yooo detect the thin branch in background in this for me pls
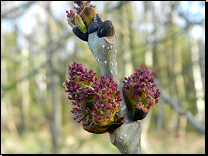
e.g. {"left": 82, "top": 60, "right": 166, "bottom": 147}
{"left": 168, "top": 55, "right": 205, "bottom": 86}
{"left": 1, "top": 1, "right": 36, "bottom": 19}
{"left": 1, "top": 33, "right": 73, "bottom": 94}
{"left": 102, "top": 1, "right": 128, "bottom": 18}
{"left": 107, "top": 1, "right": 128, "bottom": 13}
{"left": 155, "top": 78, "right": 205, "bottom": 134}
{"left": 156, "top": 102, "right": 165, "bottom": 132}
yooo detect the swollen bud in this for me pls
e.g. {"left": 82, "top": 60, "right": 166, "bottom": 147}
{"left": 97, "top": 20, "right": 115, "bottom": 38}
{"left": 122, "top": 68, "right": 160, "bottom": 120}
{"left": 66, "top": 1, "right": 97, "bottom": 41}
{"left": 63, "top": 62, "right": 124, "bottom": 134}
{"left": 80, "top": 7, "right": 96, "bottom": 28}
{"left": 75, "top": 13, "right": 88, "bottom": 34}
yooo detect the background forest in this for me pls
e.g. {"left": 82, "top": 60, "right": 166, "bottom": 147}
{"left": 1, "top": 1, "right": 205, "bottom": 154}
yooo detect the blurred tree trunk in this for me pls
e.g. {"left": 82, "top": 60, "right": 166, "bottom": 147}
{"left": 20, "top": 37, "right": 30, "bottom": 135}
{"left": 160, "top": 2, "right": 179, "bottom": 135}
{"left": 157, "top": 2, "right": 169, "bottom": 92}
{"left": 141, "top": 1, "right": 153, "bottom": 153}
{"left": 190, "top": 27, "right": 205, "bottom": 123}
{"left": 149, "top": 2, "right": 165, "bottom": 133}
{"left": 173, "top": 25, "right": 187, "bottom": 137}
{"left": 45, "top": 1, "right": 61, "bottom": 153}
{"left": 1, "top": 58, "right": 18, "bottom": 134}
{"left": 49, "top": 67, "right": 59, "bottom": 154}
{"left": 120, "top": 2, "right": 133, "bottom": 78}
{"left": 11, "top": 7, "right": 30, "bottom": 134}
{"left": 39, "top": 5, "right": 49, "bottom": 120}
{"left": 128, "top": 3, "right": 137, "bottom": 69}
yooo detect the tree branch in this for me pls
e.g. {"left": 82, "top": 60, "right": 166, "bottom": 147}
{"left": 88, "top": 32, "right": 141, "bottom": 154}
{"left": 107, "top": 1, "right": 128, "bottom": 13}
{"left": 154, "top": 78, "right": 205, "bottom": 134}
{"left": 1, "top": 1, "right": 36, "bottom": 19}
{"left": 1, "top": 32, "right": 73, "bottom": 94}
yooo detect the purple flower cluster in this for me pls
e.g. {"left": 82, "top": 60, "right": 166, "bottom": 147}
{"left": 92, "top": 75, "right": 121, "bottom": 126}
{"left": 66, "top": 1, "right": 95, "bottom": 28}
{"left": 74, "top": 1, "right": 95, "bottom": 14}
{"left": 66, "top": 10, "right": 76, "bottom": 27}
{"left": 63, "top": 62, "right": 121, "bottom": 126}
{"left": 123, "top": 68, "right": 160, "bottom": 112}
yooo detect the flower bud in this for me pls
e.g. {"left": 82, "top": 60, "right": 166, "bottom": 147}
{"left": 63, "top": 62, "right": 124, "bottom": 133}
{"left": 80, "top": 6, "right": 96, "bottom": 28}
{"left": 123, "top": 68, "right": 160, "bottom": 120}
{"left": 91, "top": 74, "right": 122, "bottom": 127}
{"left": 66, "top": 10, "right": 76, "bottom": 27}
{"left": 75, "top": 13, "right": 88, "bottom": 34}
{"left": 97, "top": 20, "right": 115, "bottom": 37}
{"left": 66, "top": 1, "right": 96, "bottom": 41}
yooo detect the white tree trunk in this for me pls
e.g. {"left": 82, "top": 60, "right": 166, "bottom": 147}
{"left": 190, "top": 28, "right": 205, "bottom": 123}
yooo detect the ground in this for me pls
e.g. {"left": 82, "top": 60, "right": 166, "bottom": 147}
{"left": 1, "top": 126, "right": 205, "bottom": 154}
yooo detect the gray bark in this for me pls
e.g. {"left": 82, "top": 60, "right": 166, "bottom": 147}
{"left": 88, "top": 32, "right": 141, "bottom": 154}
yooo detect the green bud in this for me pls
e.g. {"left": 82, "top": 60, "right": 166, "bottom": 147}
{"left": 75, "top": 13, "right": 88, "bottom": 34}
{"left": 80, "top": 7, "right": 96, "bottom": 28}
{"left": 67, "top": 18, "right": 76, "bottom": 28}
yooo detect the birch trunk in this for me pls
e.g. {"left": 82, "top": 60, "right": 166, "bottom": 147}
{"left": 190, "top": 27, "right": 205, "bottom": 123}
